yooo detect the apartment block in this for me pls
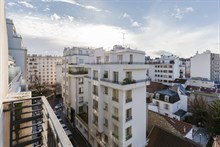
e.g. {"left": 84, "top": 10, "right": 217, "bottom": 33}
{"left": 191, "top": 50, "right": 220, "bottom": 81}
{"left": 27, "top": 54, "right": 62, "bottom": 86}
{"left": 6, "top": 19, "right": 28, "bottom": 80}
{"left": 147, "top": 54, "right": 184, "bottom": 85}
{"left": 62, "top": 45, "right": 150, "bottom": 147}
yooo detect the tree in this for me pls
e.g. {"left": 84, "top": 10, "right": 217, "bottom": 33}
{"left": 187, "top": 95, "right": 209, "bottom": 126}
{"left": 205, "top": 100, "right": 220, "bottom": 135}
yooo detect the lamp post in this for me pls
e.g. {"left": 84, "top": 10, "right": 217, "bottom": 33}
{"left": 199, "top": 133, "right": 202, "bottom": 145}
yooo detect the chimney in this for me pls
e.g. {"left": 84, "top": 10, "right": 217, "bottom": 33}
{"left": 183, "top": 126, "right": 186, "bottom": 133}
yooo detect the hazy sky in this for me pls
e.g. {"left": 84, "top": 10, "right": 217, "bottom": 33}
{"left": 4, "top": 0, "right": 220, "bottom": 57}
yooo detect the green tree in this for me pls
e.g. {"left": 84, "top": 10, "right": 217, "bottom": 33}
{"left": 188, "top": 95, "right": 209, "bottom": 127}
{"left": 206, "top": 100, "right": 220, "bottom": 135}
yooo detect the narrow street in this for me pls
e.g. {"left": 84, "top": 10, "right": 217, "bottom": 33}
{"left": 47, "top": 96, "right": 91, "bottom": 147}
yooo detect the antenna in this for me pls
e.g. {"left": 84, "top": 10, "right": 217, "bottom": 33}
{"left": 122, "top": 32, "right": 125, "bottom": 47}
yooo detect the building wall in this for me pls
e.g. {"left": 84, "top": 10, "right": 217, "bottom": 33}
{"left": 0, "top": 0, "right": 9, "bottom": 146}
{"left": 6, "top": 19, "right": 27, "bottom": 79}
{"left": 191, "top": 51, "right": 211, "bottom": 79}
{"left": 27, "top": 54, "right": 62, "bottom": 86}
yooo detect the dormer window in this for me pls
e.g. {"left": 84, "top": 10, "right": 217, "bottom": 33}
{"left": 155, "top": 93, "right": 160, "bottom": 99}
{"left": 165, "top": 95, "right": 169, "bottom": 102}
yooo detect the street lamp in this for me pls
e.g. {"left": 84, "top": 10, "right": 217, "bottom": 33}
{"left": 199, "top": 133, "right": 202, "bottom": 145}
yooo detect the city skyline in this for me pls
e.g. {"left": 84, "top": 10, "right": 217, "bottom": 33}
{"left": 4, "top": 0, "right": 220, "bottom": 57}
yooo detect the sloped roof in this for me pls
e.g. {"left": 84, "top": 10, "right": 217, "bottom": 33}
{"left": 153, "top": 89, "right": 180, "bottom": 103}
{"left": 163, "top": 115, "right": 192, "bottom": 136}
{"left": 147, "top": 126, "right": 200, "bottom": 147}
{"left": 173, "top": 78, "right": 187, "bottom": 84}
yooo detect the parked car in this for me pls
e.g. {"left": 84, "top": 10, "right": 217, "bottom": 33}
{"left": 55, "top": 103, "right": 63, "bottom": 110}
{"left": 65, "top": 130, "right": 73, "bottom": 139}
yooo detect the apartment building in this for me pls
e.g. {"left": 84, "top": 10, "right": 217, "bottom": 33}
{"left": 191, "top": 50, "right": 220, "bottom": 81}
{"left": 62, "top": 47, "right": 93, "bottom": 121}
{"left": 6, "top": 19, "right": 28, "bottom": 80}
{"left": 27, "top": 54, "right": 62, "bottom": 86}
{"left": 147, "top": 54, "right": 184, "bottom": 85}
{"left": 148, "top": 85, "right": 188, "bottom": 120}
{"left": 62, "top": 45, "right": 150, "bottom": 147}
{"left": 180, "top": 58, "right": 191, "bottom": 78}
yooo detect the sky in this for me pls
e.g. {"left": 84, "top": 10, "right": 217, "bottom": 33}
{"left": 4, "top": 0, "right": 220, "bottom": 58}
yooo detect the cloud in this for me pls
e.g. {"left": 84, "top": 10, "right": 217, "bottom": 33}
{"left": 6, "top": 11, "right": 219, "bottom": 58}
{"left": 18, "top": 1, "right": 35, "bottom": 9}
{"left": 122, "top": 12, "right": 141, "bottom": 28}
{"left": 50, "top": 13, "right": 61, "bottom": 20}
{"left": 43, "top": 7, "right": 50, "bottom": 11}
{"left": 172, "top": 7, "right": 194, "bottom": 20}
{"left": 53, "top": 0, "right": 102, "bottom": 12}
{"left": 131, "top": 21, "right": 140, "bottom": 27}
{"left": 7, "top": 2, "right": 20, "bottom": 7}
{"left": 7, "top": 13, "right": 128, "bottom": 54}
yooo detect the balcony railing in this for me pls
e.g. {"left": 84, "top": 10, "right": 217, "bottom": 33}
{"left": 68, "top": 70, "right": 88, "bottom": 75}
{"left": 126, "top": 116, "right": 132, "bottom": 122}
{"left": 86, "top": 62, "right": 146, "bottom": 65}
{"left": 112, "top": 97, "right": 119, "bottom": 102}
{"left": 126, "top": 98, "right": 132, "bottom": 103}
{"left": 100, "top": 78, "right": 150, "bottom": 85}
{"left": 112, "top": 115, "right": 119, "bottom": 121}
{"left": 126, "top": 134, "right": 132, "bottom": 140}
{"left": 3, "top": 96, "right": 72, "bottom": 147}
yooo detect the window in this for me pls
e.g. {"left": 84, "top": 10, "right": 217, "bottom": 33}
{"left": 79, "top": 87, "right": 84, "bottom": 94}
{"left": 126, "top": 108, "right": 132, "bottom": 122}
{"left": 164, "top": 95, "right": 169, "bottom": 102}
{"left": 117, "top": 55, "right": 123, "bottom": 63}
{"left": 103, "top": 71, "right": 108, "bottom": 78}
{"left": 96, "top": 56, "right": 101, "bottom": 64}
{"left": 79, "top": 106, "right": 83, "bottom": 112}
{"left": 105, "top": 56, "right": 109, "bottom": 62}
{"left": 104, "top": 86, "right": 108, "bottom": 95}
{"left": 113, "top": 72, "right": 119, "bottom": 83}
{"left": 156, "top": 101, "right": 159, "bottom": 107}
{"left": 79, "top": 59, "right": 84, "bottom": 64}
{"left": 155, "top": 93, "right": 160, "bottom": 99}
{"left": 164, "top": 104, "right": 169, "bottom": 110}
{"left": 126, "top": 72, "right": 132, "bottom": 80}
{"left": 79, "top": 97, "right": 83, "bottom": 103}
{"left": 112, "top": 124, "right": 119, "bottom": 139}
{"left": 104, "top": 118, "right": 108, "bottom": 128}
{"left": 104, "top": 134, "right": 108, "bottom": 143}
{"left": 126, "top": 126, "right": 132, "bottom": 140}
{"left": 104, "top": 103, "right": 108, "bottom": 111}
{"left": 113, "top": 107, "right": 118, "bottom": 116}
{"left": 112, "top": 89, "right": 119, "bottom": 102}
{"left": 126, "top": 90, "right": 132, "bottom": 103}
{"left": 93, "top": 85, "right": 98, "bottom": 96}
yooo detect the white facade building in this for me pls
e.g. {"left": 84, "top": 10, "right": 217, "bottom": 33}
{"left": 0, "top": 0, "right": 9, "bottom": 145}
{"left": 147, "top": 54, "right": 184, "bottom": 85}
{"left": 191, "top": 50, "right": 220, "bottom": 81}
{"left": 62, "top": 45, "right": 149, "bottom": 147}
{"left": 27, "top": 54, "right": 62, "bottom": 86}
{"left": 148, "top": 85, "right": 188, "bottom": 120}
{"left": 6, "top": 19, "right": 28, "bottom": 80}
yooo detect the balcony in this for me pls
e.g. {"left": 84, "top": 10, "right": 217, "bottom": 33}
{"left": 100, "top": 78, "right": 150, "bottom": 85}
{"left": 126, "top": 98, "right": 132, "bottom": 103}
{"left": 3, "top": 96, "right": 72, "bottom": 147}
{"left": 112, "top": 115, "right": 119, "bottom": 121}
{"left": 126, "top": 116, "right": 132, "bottom": 122}
{"left": 112, "top": 97, "right": 119, "bottom": 102}
{"left": 86, "top": 62, "right": 146, "bottom": 65}
{"left": 68, "top": 70, "right": 88, "bottom": 75}
{"left": 126, "top": 134, "right": 132, "bottom": 141}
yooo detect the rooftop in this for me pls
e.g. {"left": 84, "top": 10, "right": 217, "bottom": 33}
{"left": 147, "top": 125, "right": 200, "bottom": 147}
{"left": 153, "top": 89, "right": 180, "bottom": 103}
{"left": 173, "top": 78, "right": 187, "bottom": 84}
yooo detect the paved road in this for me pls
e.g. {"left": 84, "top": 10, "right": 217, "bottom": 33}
{"left": 48, "top": 97, "right": 91, "bottom": 147}
{"left": 57, "top": 109, "right": 91, "bottom": 147}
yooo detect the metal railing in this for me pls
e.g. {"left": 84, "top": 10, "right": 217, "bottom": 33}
{"left": 101, "top": 78, "right": 151, "bottom": 85}
{"left": 3, "top": 96, "right": 73, "bottom": 147}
